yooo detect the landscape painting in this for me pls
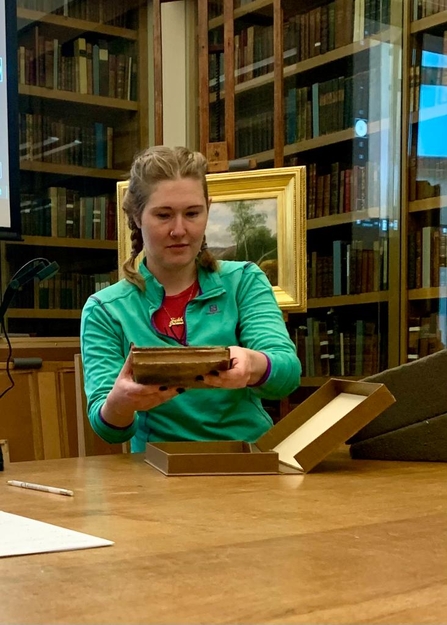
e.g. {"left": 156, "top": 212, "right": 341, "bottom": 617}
{"left": 206, "top": 197, "right": 278, "bottom": 286}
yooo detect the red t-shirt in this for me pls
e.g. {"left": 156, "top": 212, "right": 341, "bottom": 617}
{"left": 152, "top": 281, "right": 199, "bottom": 344}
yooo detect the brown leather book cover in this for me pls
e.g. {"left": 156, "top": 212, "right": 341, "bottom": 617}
{"left": 131, "top": 346, "right": 231, "bottom": 388}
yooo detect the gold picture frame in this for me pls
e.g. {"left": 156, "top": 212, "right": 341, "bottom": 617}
{"left": 116, "top": 166, "right": 307, "bottom": 311}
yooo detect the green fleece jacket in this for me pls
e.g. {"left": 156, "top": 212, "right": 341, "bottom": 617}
{"left": 80, "top": 260, "right": 301, "bottom": 452}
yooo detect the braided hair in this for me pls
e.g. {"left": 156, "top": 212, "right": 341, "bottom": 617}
{"left": 121, "top": 146, "right": 218, "bottom": 290}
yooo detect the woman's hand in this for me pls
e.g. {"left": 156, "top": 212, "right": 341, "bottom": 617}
{"left": 203, "top": 346, "right": 268, "bottom": 389}
{"left": 101, "top": 350, "right": 179, "bottom": 428}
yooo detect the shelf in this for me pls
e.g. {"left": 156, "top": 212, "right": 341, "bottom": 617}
{"left": 300, "top": 376, "right": 363, "bottom": 387}
{"left": 411, "top": 11, "right": 447, "bottom": 34}
{"left": 408, "top": 196, "right": 447, "bottom": 213}
{"left": 307, "top": 208, "right": 381, "bottom": 230}
{"left": 307, "top": 292, "right": 389, "bottom": 308}
{"left": 17, "top": 7, "right": 138, "bottom": 40}
{"left": 209, "top": 29, "right": 395, "bottom": 103}
{"left": 18, "top": 85, "right": 138, "bottom": 111}
{"left": 7, "top": 236, "right": 117, "bottom": 250}
{"left": 408, "top": 287, "right": 447, "bottom": 300}
{"left": 283, "top": 121, "right": 383, "bottom": 157}
{"left": 410, "top": 103, "right": 447, "bottom": 126}
{"left": 8, "top": 309, "right": 81, "bottom": 319}
{"left": 20, "top": 160, "right": 127, "bottom": 179}
{"left": 244, "top": 147, "right": 274, "bottom": 162}
{"left": 284, "top": 31, "right": 390, "bottom": 81}
{"left": 208, "top": 0, "right": 273, "bottom": 29}
{"left": 210, "top": 71, "right": 274, "bottom": 103}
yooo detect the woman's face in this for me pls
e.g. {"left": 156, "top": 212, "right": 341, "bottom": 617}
{"left": 137, "top": 177, "right": 209, "bottom": 275}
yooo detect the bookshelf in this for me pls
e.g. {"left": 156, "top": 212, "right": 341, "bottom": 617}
{"left": 403, "top": 0, "right": 447, "bottom": 364}
{"left": 1, "top": 0, "right": 149, "bottom": 338}
{"left": 199, "top": 0, "right": 403, "bottom": 386}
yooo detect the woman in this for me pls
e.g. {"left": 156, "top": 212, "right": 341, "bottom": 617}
{"left": 81, "top": 146, "right": 301, "bottom": 452}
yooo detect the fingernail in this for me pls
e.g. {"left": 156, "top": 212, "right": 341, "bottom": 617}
{"left": 159, "top": 385, "right": 168, "bottom": 391}
{"left": 195, "top": 375, "right": 204, "bottom": 381}
{"left": 176, "top": 387, "right": 186, "bottom": 394}
{"left": 209, "top": 370, "right": 219, "bottom": 376}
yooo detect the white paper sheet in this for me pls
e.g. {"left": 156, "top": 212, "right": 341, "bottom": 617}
{"left": 0, "top": 511, "right": 114, "bottom": 558}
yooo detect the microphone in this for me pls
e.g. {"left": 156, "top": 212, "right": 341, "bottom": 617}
{"left": 0, "top": 258, "right": 59, "bottom": 321}
{"left": 35, "top": 261, "right": 59, "bottom": 283}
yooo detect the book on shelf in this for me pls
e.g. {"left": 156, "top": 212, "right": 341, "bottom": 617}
{"left": 20, "top": 189, "right": 117, "bottom": 240}
{"left": 11, "top": 269, "right": 119, "bottom": 311}
{"left": 17, "top": 0, "right": 138, "bottom": 29}
{"left": 282, "top": 0, "right": 390, "bottom": 68}
{"left": 408, "top": 226, "right": 447, "bottom": 289}
{"left": 291, "top": 311, "right": 381, "bottom": 378}
{"left": 284, "top": 68, "right": 379, "bottom": 147}
{"left": 407, "top": 313, "right": 446, "bottom": 362}
{"left": 301, "top": 159, "right": 379, "bottom": 219}
{"left": 412, "top": 0, "right": 447, "bottom": 21}
{"left": 307, "top": 237, "right": 388, "bottom": 298}
{"left": 19, "top": 113, "right": 114, "bottom": 169}
{"left": 18, "top": 30, "right": 137, "bottom": 100}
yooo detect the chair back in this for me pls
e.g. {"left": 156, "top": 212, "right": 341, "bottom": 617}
{"left": 74, "top": 354, "right": 129, "bottom": 456}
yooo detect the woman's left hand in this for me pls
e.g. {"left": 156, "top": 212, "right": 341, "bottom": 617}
{"left": 203, "top": 346, "right": 268, "bottom": 389}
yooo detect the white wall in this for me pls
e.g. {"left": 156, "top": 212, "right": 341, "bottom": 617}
{"left": 147, "top": 0, "right": 197, "bottom": 149}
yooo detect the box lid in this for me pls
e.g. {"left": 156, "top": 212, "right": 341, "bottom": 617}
{"left": 255, "top": 379, "right": 396, "bottom": 473}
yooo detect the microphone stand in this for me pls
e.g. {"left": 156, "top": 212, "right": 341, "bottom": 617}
{"left": 0, "top": 258, "right": 59, "bottom": 470}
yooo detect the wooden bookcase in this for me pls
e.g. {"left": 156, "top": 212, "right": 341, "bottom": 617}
{"left": 401, "top": 2, "right": 447, "bottom": 364}
{"left": 199, "top": 0, "right": 403, "bottom": 387}
{"left": 0, "top": 0, "right": 149, "bottom": 338}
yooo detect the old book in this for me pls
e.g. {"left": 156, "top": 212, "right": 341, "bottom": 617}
{"left": 131, "top": 346, "right": 231, "bottom": 388}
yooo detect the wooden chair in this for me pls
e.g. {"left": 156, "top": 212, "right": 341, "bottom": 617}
{"left": 74, "top": 354, "right": 129, "bottom": 456}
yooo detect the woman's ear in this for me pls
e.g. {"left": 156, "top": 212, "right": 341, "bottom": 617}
{"left": 208, "top": 197, "right": 212, "bottom": 211}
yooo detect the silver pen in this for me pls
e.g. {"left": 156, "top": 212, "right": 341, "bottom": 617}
{"left": 7, "top": 480, "right": 74, "bottom": 497}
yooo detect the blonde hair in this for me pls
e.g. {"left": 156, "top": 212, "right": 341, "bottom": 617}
{"left": 122, "top": 146, "right": 217, "bottom": 290}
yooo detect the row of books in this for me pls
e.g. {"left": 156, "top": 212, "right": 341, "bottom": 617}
{"left": 12, "top": 270, "right": 118, "bottom": 311}
{"left": 408, "top": 227, "right": 447, "bottom": 289}
{"left": 308, "top": 238, "right": 388, "bottom": 298}
{"left": 235, "top": 111, "right": 273, "bottom": 157}
{"left": 290, "top": 314, "right": 383, "bottom": 377}
{"left": 17, "top": 0, "right": 136, "bottom": 28}
{"left": 409, "top": 61, "right": 447, "bottom": 117}
{"left": 228, "top": 0, "right": 391, "bottom": 88}
{"left": 407, "top": 313, "right": 446, "bottom": 361}
{"left": 284, "top": 0, "right": 391, "bottom": 66}
{"left": 408, "top": 130, "right": 447, "bottom": 201}
{"left": 18, "top": 31, "right": 137, "bottom": 100}
{"left": 19, "top": 114, "right": 114, "bottom": 169}
{"left": 234, "top": 25, "right": 273, "bottom": 85}
{"left": 412, "top": 0, "right": 447, "bottom": 20}
{"left": 20, "top": 190, "right": 117, "bottom": 240}
{"left": 284, "top": 70, "right": 372, "bottom": 144}
{"left": 305, "top": 161, "right": 379, "bottom": 218}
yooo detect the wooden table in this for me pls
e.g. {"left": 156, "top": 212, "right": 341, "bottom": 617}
{"left": 1, "top": 450, "right": 446, "bottom": 624}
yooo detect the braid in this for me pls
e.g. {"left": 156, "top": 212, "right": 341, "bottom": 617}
{"left": 122, "top": 222, "right": 145, "bottom": 290}
{"left": 197, "top": 234, "right": 218, "bottom": 271}
{"left": 130, "top": 223, "right": 143, "bottom": 259}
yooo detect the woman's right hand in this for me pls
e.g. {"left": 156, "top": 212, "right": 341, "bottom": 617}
{"left": 100, "top": 350, "right": 179, "bottom": 428}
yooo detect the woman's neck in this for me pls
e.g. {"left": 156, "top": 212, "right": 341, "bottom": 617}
{"left": 147, "top": 261, "right": 198, "bottom": 296}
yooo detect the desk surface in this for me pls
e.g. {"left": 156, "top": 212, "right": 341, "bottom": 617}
{"left": 0, "top": 450, "right": 446, "bottom": 625}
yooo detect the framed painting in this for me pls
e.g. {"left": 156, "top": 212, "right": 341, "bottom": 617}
{"left": 116, "top": 166, "right": 306, "bottom": 311}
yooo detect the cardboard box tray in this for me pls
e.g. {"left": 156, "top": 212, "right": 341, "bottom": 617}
{"left": 145, "top": 378, "right": 396, "bottom": 476}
